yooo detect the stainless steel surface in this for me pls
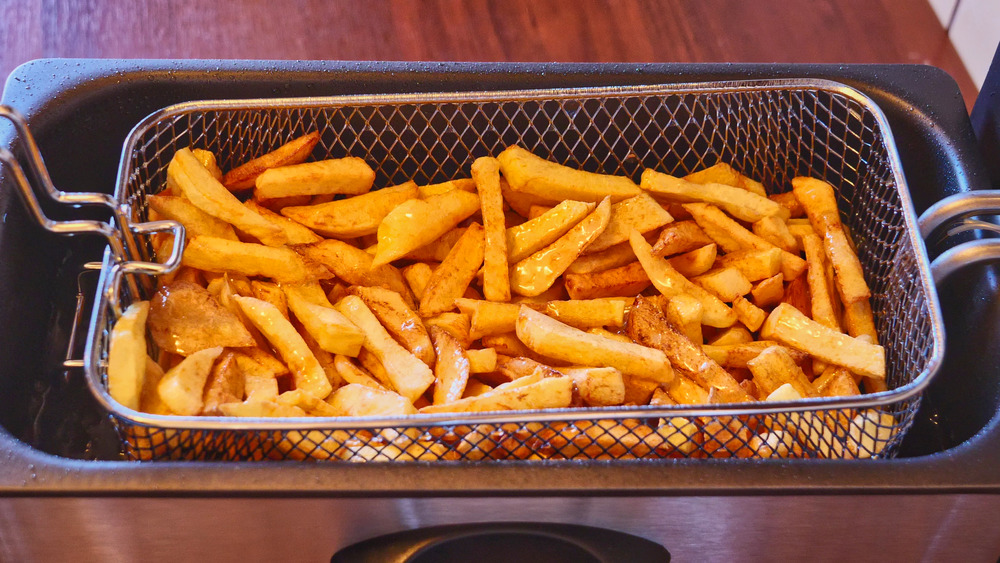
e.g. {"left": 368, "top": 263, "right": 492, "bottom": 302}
{"left": 918, "top": 189, "right": 1000, "bottom": 239}
{"left": 82, "top": 80, "right": 943, "bottom": 461}
{"left": 2, "top": 494, "right": 998, "bottom": 562}
{"left": 916, "top": 189, "right": 1000, "bottom": 284}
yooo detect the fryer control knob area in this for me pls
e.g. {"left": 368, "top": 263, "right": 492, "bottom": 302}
{"left": 331, "top": 522, "right": 670, "bottom": 562}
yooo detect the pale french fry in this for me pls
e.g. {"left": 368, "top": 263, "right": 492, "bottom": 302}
{"left": 351, "top": 285, "right": 434, "bottom": 366}
{"left": 148, "top": 195, "right": 239, "bottom": 241}
{"left": 219, "top": 401, "right": 307, "bottom": 418}
{"left": 792, "top": 177, "right": 870, "bottom": 303}
{"left": 761, "top": 303, "right": 885, "bottom": 378}
{"left": 510, "top": 197, "right": 612, "bottom": 297}
{"left": 517, "top": 306, "right": 674, "bottom": 384}
{"left": 419, "top": 375, "right": 574, "bottom": 414}
{"left": 236, "top": 355, "right": 280, "bottom": 403}
{"left": 233, "top": 296, "right": 333, "bottom": 399}
{"left": 373, "top": 189, "right": 480, "bottom": 267}
{"left": 295, "top": 239, "right": 415, "bottom": 307}
{"left": 326, "top": 384, "right": 417, "bottom": 417}
{"left": 183, "top": 236, "right": 332, "bottom": 283}
{"left": 190, "top": 148, "right": 223, "bottom": 181}
{"left": 561, "top": 367, "right": 626, "bottom": 406}
{"left": 147, "top": 281, "right": 255, "bottom": 356}
{"left": 802, "top": 233, "right": 840, "bottom": 331}
{"left": 641, "top": 169, "right": 788, "bottom": 222}
{"left": 498, "top": 145, "right": 641, "bottom": 203}
{"left": 472, "top": 157, "right": 511, "bottom": 301}
{"left": 157, "top": 347, "right": 224, "bottom": 416}
{"left": 140, "top": 356, "right": 172, "bottom": 415}
{"left": 222, "top": 132, "right": 320, "bottom": 191}
{"left": 420, "top": 223, "right": 486, "bottom": 316}
{"left": 753, "top": 216, "right": 798, "bottom": 253}
{"left": 651, "top": 220, "right": 714, "bottom": 257}
{"left": 667, "top": 375, "right": 710, "bottom": 405}
{"left": 169, "top": 148, "right": 287, "bottom": 246}
{"left": 626, "top": 297, "right": 749, "bottom": 403}
{"left": 585, "top": 193, "right": 673, "bottom": 253}
{"left": 333, "top": 355, "right": 386, "bottom": 390}
{"left": 283, "top": 285, "right": 364, "bottom": 356}
{"left": 280, "top": 181, "right": 418, "bottom": 238}
{"left": 417, "top": 178, "right": 477, "bottom": 198}
{"left": 751, "top": 273, "right": 784, "bottom": 308}
{"left": 481, "top": 333, "right": 545, "bottom": 362}
{"left": 565, "top": 240, "right": 636, "bottom": 274}
{"left": 544, "top": 298, "right": 626, "bottom": 328}
{"left": 430, "top": 326, "right": 471, "bottom": 404}
{"left": 717, "top": 248, "right": 783, "bottom": 282}
{"left": 356, "top": 349, "right": 395, "bottom": 390}
{"left": 242, "top": 198, "right": 322, "bottom": 245}
{"left": 250, "top": 280, "right": 288, "bottom": 318}
{"left": 238, "top": 347, "right": 289, "bottom": 378}
{"left": 255, "top": 157, "right": 375, "bottom": 200}
{"left": 587, "top": 327, "right": 635, "bottom": 344}
{"left": 276, "top": 389, "right": 340, "bottom": 417}
{"left": 813, "top": 365, "right": 861, "bottom": 397}
{"left": 500, "top": 177, "right": 559, "bottom": 217}
{"left": 786, "top": 220, "right": 817, "bottom": 242}
{"left": 692, "top": 267, "right": 752, "bottom": 303}
{"left": 455, "top": 298, "right": 522, "bottom": 339}
{"left": 746, "top": 346, "right": 817, "bottom": 398}
{"left": 732, "top": 296, "right": 767, "bottom": 332}
{"left": 402, "top": 262, "right": 434, "bottom": 301}
{"left": 666, "top": 243, "right": 717, "bottom": 278}
{"left": 506, "top": 200, "right": 595, "bottom": 262}
{"left": 684, "top": 202, "right": 806, "bottom": 280}
{"left": 107, "top": 301, "right": 151, "bottom": 411}
{"left": 664, "top": 294, "right": 703, "bottom": 344}
{"left": 629, "top": 230, "right": 736, "bottom": 328}
{"left": 466, "top": 348, "right": 498, "bottom": 374}
{"left": 336, "top": 295, "right": 435, "bottom": 402}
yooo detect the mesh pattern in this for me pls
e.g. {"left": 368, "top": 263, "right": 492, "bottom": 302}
{"left": 96, "top": 82, "right": 937, "bottom": 462}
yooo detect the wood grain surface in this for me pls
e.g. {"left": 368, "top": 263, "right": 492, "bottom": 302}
{"left": 0, "top": 0, "right": 979, "bottom": 108}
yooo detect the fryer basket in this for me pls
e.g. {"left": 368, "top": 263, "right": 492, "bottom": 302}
{"left": 70, "top": 80, "right": 943, "bottom": 461}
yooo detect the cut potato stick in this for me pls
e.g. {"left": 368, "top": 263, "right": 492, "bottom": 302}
{"left": 243, "top": 198, "right": 322, "bottom": 244}
{"left": 507, "top": 200, "right": 595, "bottom": 263}
{"left": 585, "top": 193, "right": 673, "bottom": 253}
{"left": 667, "top": 375, "right": 711, "bottom": 405}
{"left": 250, "top": 280, "right": 288, "bottom": 318}
{"left": 424, "top": 312, "right": 473, "bottom": 348}
{"left": 560, "top": 367, "right": 626, "bottom": 407}
{"left": 420, "top": 375, "right": 573, "bottom": 414}
{"left": 200, "top": 351, "right": 245, "bottom": 416}
{"left": 770, "top": 191, "right": 805, "bottom": 218}
{"left": 500, "top": 176, "right": 559, "bottom": 217}
{"left": 148, "top": 195, "right": 239, "bottom": 241}
{"left": 641, "top": 169, "right": 788, "bottom": 222}
{"left": 717, "top": 248, "right": 783, "bottom": 282}
{"left": 753, "top": 216, "right": 798, "bottom": 253}
{"left": 813, "top": 365, "right": 861, "bottom": 398}
{"left": 510, "top": 197, "right": 611, "bottom": 297}
{"left": 746, "top": 346, "right": 817, "bottom": 398}
{"left": 140, "top": 357, "right": 172, "bottom": 415}
{"left": 732, "top": 296, "right": 767, "bottom": 332}
{"left": 516, "top": 306, "right": 674, "bottom": 384}
{"left": 350, "top": 285, "right": 434, "bottom": 366}
{"left": 843, "top": 298, "right": 878, "bottom": 342}
{"left": 148, "top": 280, "right": 255, "bottom": 356}
{"left": 373, "top": 189, "right": 480, "bottom": 267}
{"left": 664, "top": 294, "right": 703, "bottom": 344}
{"left": 565, "top": 240, "right": 636, "bottom": 274}
{"left": 667, "top": 244, "right": 717, "bottom": 278}
{"left": 157, "top": 347, "right": 224, "bottom": 416}
{"left": 417, "top": 178, "right": 477, "bottom": 198}
{"left": 279, "top": 181, "right": 418, "bottom": 238}
{"left": 222, "top": 132, "right": 320, "bottom": 191}
{"left": 455, "top": 298, "right": 523, "bottom": 340}
{"left": 472, "top": 157, "right": 511, "bottom": 301}
{"left": 629, "top": 230, "right": 736, "bottom": 328}
{"left": 402, "top": 262, "right": 434, "bottom": 301}
{"left": 403, "top": 227, "right": 467, "bottom": 262}
{"left": 802, "top": 233, "right": 840, "bottom": 331}
{"left": 420, "top": 223, "right": 486, "bottom": 316}
{"left": 336, "top": 295, "right": 435, "bottom": 402}
{"left": 751, "top": 273, "right": 784, "bottom": 308}
{"left": 183, "top": 236, "right": 332, "bottom": 283}
{"left": 283, "top": 284, "right": 364, "bottom": 356}
{"left": 296, "top": 239, "right": 415, "bottom": 307}
{"left": 761, "top": 303, "right": 885, "bottom": 379}
{"left": 683, "top": 162, "right": 743, "bottom": 188}
{"left": 430, "top": 326, "right": 471, "bottom": 404}
{"left": 333, "top": 355, "right": 386, "bottom": 390}
{"left": 702, "top": 341, "right": 806, "bottom": 369}
{"left": 692, "top": 267, "right": 752, "bottom": 303}
{"left": 651, "top": 220, "right": 714, "bottom": 257}
{"left": 498, "top": 145, "right": 641, "bottom": 203}
{"left": 107, "top": 301, "right": 151, "bottom": 411}
{"left": 255, "top": 157, "right": 374, "bottom": 200}
{"left": 327, "top": 384, "right": 417, "bottom": 417}
{"left": 466, "top": 348, "right": 498, "bottom": 374}
{"left": 565, "top": 260, "right": 651, "bottom": 300}
{"left": 545, "top": 298, "right": 626, "bottom": 328}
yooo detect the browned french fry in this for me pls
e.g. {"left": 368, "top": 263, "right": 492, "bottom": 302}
{"left": 201, "top": 351, "right": 245, "bottom": 415}
{"left": 565, "top": 240, "right": 636, "bottom": 274}
{"left": 472, "top": 157, "right": 511, "bottom": 301}
{"left": 401, "top": 227, "right": 467, "bottom": 262}
{"left": 148, "top": 195, "right": 239, "bottom": 241}
{"left": 424, "top": 312, "right": 473, "bottom": 348}
{"left": 356, "top": 349, "right": 395, "bottom": 390}
{"left": 641, "top": 169, "right": 788, "bottom": 222}
{"left": 565, "top": 261, "right": 651, "bottom": 300}
{"left": 183, "top": 236, "right": 332, "bottom": 283}
{"left": 651, "top": 220, "right": 714, "bottom": 257}
{"left": 373, "top": 189, "right": 480, "bottom": 267}
{"left": 222, "top": 132, "right": 320, "bottom": 191}
{"left": 498, "top": 145, "right": 641, "bottom": 203}
{"left": 702, "top": 340, "right": 808, "bottom": 369}
{"left": 108, "top": 301, "right": 151, "bottom": 411}
{"left": 667, "top": 244, "right": 717, "bottom": 278}
{"left": 507, "top": 200, "right": 596, "bottom": 263}
{"left": 732, "top": 296, "right": 766, "bottom": 331}
{"left": 802, "top": 233, "right": 840, "bottom": 331}
{"left": 243, "top": 198, "right": 322, "bottom": 244}
{"left": 430, "top": 326, "right": 471, "bottom": 404}
{"left": 147, "top": 281, "right": 255, "bottom": 356}
{"left": 420, "top": 223, "right": 486, "bottom": 316}
{"left": 350, "top": 285, "right": 435, "bottom": 366}
{"left": 843, "top": 294, "right": 878, "bottom": 342}
{"left": 455, "top": 298, "right": 521, "bottom": 339}
{"left": 295, "top": 239, "right": 415, "bottom": 307}
{"left": 280, "top": 181, "right": 418, "bottom": 238}
{"left": 585, "top": 193, "right": 673, "bottom": 253}
{"left": 558, "top": 367, "right": 625, "bottom": 406}
{"left": 813, "top": 365, "right": 861, "bottom": 397}
{"left": 544, "top": 298, "right": 626, "bottom": 328}
{"left": 753, "top": 216, "right": 798, "bottom": 253}
{"left": 683, "top": 162, "right": 742, "bottom": 187}
{"left": 692, "top": 267, "right": 752, "bottom": 303}
{"left": 751, "top": 273, "right": 784, "bottom": 308}
{"left": 782, "top": 273, "right": 812, "bottom": 316}
{"left": 402, "top": 262, "right": 434, "bottom": 301}
{"left": 250, "top": 280, "right": 288, "bottom": 318}
{"left": 332, "top": 355, "right": 386, "bottom": 390}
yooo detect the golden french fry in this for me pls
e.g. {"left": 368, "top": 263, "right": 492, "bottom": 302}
{"left": 326, "top": 383, "right": 417, "bottom": 417}
{"left": 664, "top": 294, "right": 703, "bottom": 344}
{"left": 500, "top": 176, "right": 559, "bottom": 217}
{"left": 792, "top": 177, "right": 871, "bottom": 303}
{"left": 847, "top": 409, "right": 896, "bottom": 458}
{"left": 544, "top": 298, "right": 626, "bottom": 328}
{"left": 498, "top": 145, "right": 641, "bottom": 203}
{"left": 667, "top": 244, "right": 717, "bottom": 278}
{"left": 507, "top": 200, "right": 595, "bottom": 263}
{"left": 430, "top": 326, "right": 471, "bottom": 404}
{"left": 250, "top": 280, "right": 288, "bottom": 318}
{"left": 629, "top": 230, "right": 736, "bottom": 327}
{"left": 761, "top": 303, "right": 885, "bottom": 378}
{"left": 463, "top": 380, "right": 494, "bottom": 397}
{"left": 683, "top": 162, "right": 742, "bottom": 187}
{"left": 420, "top": 223, "right": 486, "bottom": 316}
{"left": 565, "top": 261, "right": 651, "bottom": 300}
{"left": 169, "top": 148, "right": 287, "bottom": 246}
{"left": 332, "top": 355, "right": 386, "bottom": 390}
{"left": 455, "top": 298, "right": 523, "bottom": 339}
{"left": 466, "top": 348, "right": 498, "bottom": 374}
{"left": 510, "top": 197, "right": 612, "bottom": 297}
{"left": 565, "top": 240, "right": 636, "bottom": 275}
{"left": 751, "top": 273, "right": 784, "bottom": 308}
{"left": 373, "top": 189, "right": 480, "bottom": 267}
{"left": 666, "top": 375, "right": 710, "bottom": 405}
{"left": 770, "top": 191, "right": 805, "bottom": 218}
{"left": 234, "top": 296, "right": 333, "bottom": 399}
{"left": 424, "top": 312, "right": 473, "bottom": 348}
{"left": 692, "top": 267, "right": 752, "bottom": 303}
{"left": 746, "top": 346, "right": 817, "bottom": 398}
{"left": 255, "top": 157, "right": 375, "bottom": 200}
{"left": 148, "top": 195, "right": 239, "bottom": 241}
{"left": 516, "top": 306, "right": 673, "bottom": 384}
{"left": 732, "top": 296, "right": 767, "bottom": 332}
{"left": 201, "top": 351, "right": 245, "bottom": 415}
{"left": 107, "top": 301, "right": 151, "bottom": 411}
{"left": 802, "top": 233, "right": 840, "bottom": 331}
{"left": 417, "top": 178, "right": 477, "bottom": 198}
{"left": 709, "top": 325, "right": 754, "bottom": 346}
{"left": 420, "top": 375, "right": 573, "bottom": 414}
{"left": 560, "top": 367, "right": 626, "bottom": 406}
{"left": 220, "top": 400, "right": 307, "bottom": 418}
{"left": 295, "top": 239, "right": 415, "bottom": 307}
{"left": 843, "top": 298, "right": 878, "bottom": 342}
{"left": 813, "top": 365, "right": 861, "bottom": 397}
{"left": 336, "top": 295, "right": 435, "bottom": 402}
{"left": 243, "top": 198, "right": 322, "bottom": 245}
{"left": 157, "top": 347, "right": 224, "bottom": 416}
{"left": 402, "top": 262, "right": 434, "bottom": 301}
{"left": 235, "top": 353, "right": 281, "bottom": 403}
{"left": 641, "top": 169, "right": 788, "bottom": 222}
{"left": 702, "top": 341, "right": 806, "bottom": 369}
{"left": 716, "top": 248, "right": 782, "bottom": 283}
{"left": 585, "top": 193, "right": 673, "bottom": 253}
{"left": 140, "top": 356, "right": 172, "bottom": 415}
{"left": 350, "top": 285, "right": 434, "bottom": 366}
{"left": 222, "top": 132, "right": 320, "bottom": 191}
{"left": 651, "top": 220, "right": 714, "bottom": 257}
{"left": 183, "top": 236, "right": 331, "bottom": 283}
{"left": 282, "top": 284, "right": 364, "bottom": 356}
{"left": 753, "top": 216, "right": 798, "bottom": 253}
{"left": 147, "top": 280, "right": 255, "bottom": 356}
{"left": 472, "top": 157, "right": 511, "bottom": 301}
{"left": 401, "top": 227, "right": 467, "bottom": 262}
{"left": 280, "top": 182, "right": 418, "bottom": 238}
{"left": 191, "top": 148, "right": 223, "bottom": 181}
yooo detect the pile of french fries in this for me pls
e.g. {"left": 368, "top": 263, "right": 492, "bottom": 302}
{"left": 106, "top": 132, "right": 897, "bottom": 461}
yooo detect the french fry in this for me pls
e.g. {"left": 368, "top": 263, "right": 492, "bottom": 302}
{"left": 417, "top": 178, "right": 477, "bottom": 198}
{"left": 283, "top": 284, "right": 364, "bottom": 356}
{"left": 148, "top": 195, "right": 239, "bottom": 241}
{"left": 333, "top": 355, "right": 386, "bottom": 390}
{"left": 250, "top": 280, "right": 288, "bottom": 318}
{"left": 182, "top": 236, "right": 331, "bottom": 284}
{"left": 455, "top": 298, "right": 523, "bottom": 339}
{"left": 295, "top": 239, "right": 415, "bottom": 307}
{"left": 191, "top": 148, "right": 223, "bottom": 181}
{"left": 373, "top": 189, "right": 480, "bottom": 267}
{"left": 732, "top": 296, "right": 767, "bottom": 332}
{"left": 419, "top": 375, "right": 574, "bottom": 413}
{"left": 510, "top": 197, "right": 612, "bottom": 297}
{"left": 565, "top": 240, "right": 636, "bottom": 274}
{"left": 641, "top": 169, "right": 788, "bottom": 222}
{"left": 507, "top": 200, "right": 595, "bottom": 262}
{"left": 544, "top": 298, "right": 626, "bottom": 328}
{"left": 651, "top": 220, "right": 714, "bottom": 257}
{"left": 847, "top": 409, "right": 896, "bottom": 458}
{"left": 402, "top": 262, "right": 434, "bottom": 301}
{"left": 472, "top": 157, "right": 511, "bottom": 301}
{"left": 351, "top": 285, "right": 434, "bottom": 366}
{"left": 107, "top": 301, "right": 151, "bottom": 411}
{"left": 336, "top": 295, "right": 435, "bottom": 402}
{"left": 280, "top": 181, "right": 418, "bottom": 238}
{"left": 629, "top": 230, "right": 736, "bottom": 328}
{"left": 326, "top": 384, "right": 417, "bottom": 417}
{"left": 222, "top": 132, "right": 320, "bottom": 191}
{"left": 843, "top": 298, "right": 878, "bottom": 342}
{"left": 243, "top": 198, "right": 322, "bottom": 245}
{"left": 585, "top": 193, "right": 673, "bottom": 253}
{"left": 466, "top": 348, "right": 498, "bottom": 374}
{"left": 564, "top": 261, "right": 651, "bottom": 300}
{"left": 716, "top": 248, "right": 782, "bottom": 282}
{"left": 702, "top": 341, "right": 807, "bottom": 369}
{"left": 667, "top": 375, "right": 710, "bottom": 405}
{"left": 769, "top": 191, "right": 805, "bottom": 218}
{"left": 667, "top": 243, "right": 717, "bottom": 278}
{"left": 517, "top": 306, "right": 674, "bottom": 384}
{"left": 403, "top": 227, "right": 467, "bottom": 262}
{"left": 234, "top": 296, "right": 333, "bottom": 399}
{"left": 255, "top": 157, "right": 375, "bottom": 200}
{"left": 683, "top": 162, "right": 743, "bottom": 188}
{"left": 760, "top": 303, "right": 885, "bottom": 378}
{"left": 424, "top": 312, "right": 473, "bottom": 348}
{"left": 157, "top": 347, "right": 224, "bottom": 416}
{"left": 239, "top": 347, "right": 289, "bottom": 378}
{"left": 219, "top": 401, "right": 306, "bottom": 418}
{"left": 746, "top": 346, "right": 817, "bottom": 398}
{"left": 802, "top": 233, "right": 840, "bottom": 331}
{"left": 500, "top": 176, "right": 558, "bottom": 217}
{"left": 169, "top": 148, "right": 288, "bottom": 246}
{"left": 356, "top": 349, "right": 395, "bottom": 390}
{"left": 201, "top": 351, "right": 245, "bottom": 415}
{"left": 140, "top": 356, "right": 172, "bottom": 415}
{"left": 664, "top": 294, "right": 703, "bottom": 344}
{"left": 419, "top": 223, "right": 486, "bottom": 316}
{"left": 497, "top": 145, "right": 641, "bottom": 203}
{"left": 147, "top": 281, "right": 255, "bottom": 356}
{"left": 813, "top": 365, "right": 861, "bottom": 397}
{"left": 751, "top": 273, "right": 784, "bottom": 308}
{"left": 708, "top": 325, "right": 754, "bottom": 346}
{"left": 625, "top": 296, "right": 749, "bottom": 403}
{"left": 782, "top": 273, "right": 812, "bottom": 315}
{"left": 527, "top": 205, "right": 551, "bottom": 220}
{"left": 753, "top": 216, "right": 798, "bottom": 253}
{"left": 430, "top": 326, "right": 471, "bottom": 404}
{"left": 692, "top": 267, "right": 752, "bottom": 303}
{"left": 792, "top": 177, "right": 870, "bottom": 303}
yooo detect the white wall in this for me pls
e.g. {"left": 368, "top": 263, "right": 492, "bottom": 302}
{"left": 927, "top": 0, "right": 999, "bottom": 90}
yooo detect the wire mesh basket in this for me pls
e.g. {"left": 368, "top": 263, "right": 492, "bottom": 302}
{"left": 76, "top": 80, "right": 943, "bottom": 462}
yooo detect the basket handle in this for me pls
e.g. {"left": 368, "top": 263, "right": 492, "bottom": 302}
{"left": 919, "top": 190, "right": 1000, "bottom": 284}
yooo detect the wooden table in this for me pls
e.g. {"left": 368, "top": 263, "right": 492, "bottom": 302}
{"left": 0, "top": 0, "right": 979, "bottom": 109}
